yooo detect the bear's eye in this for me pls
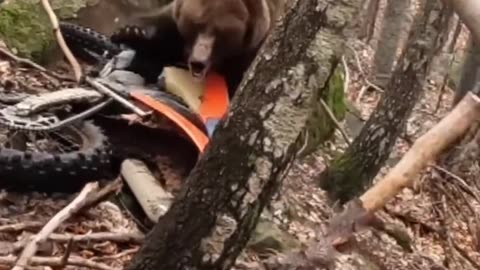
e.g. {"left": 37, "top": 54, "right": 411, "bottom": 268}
{"left": 178, "top": 18, "right": 199, "bottom": 42}
{"left": 215, "top": 18, "right": 245, "bottom": 48}
{"left": 216, "top": 30, "right": 244, "bottom": 53}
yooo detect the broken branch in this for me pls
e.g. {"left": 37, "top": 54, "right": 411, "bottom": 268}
{"left": 320, "top": 99, "right": 351, "bottom": 145}
{"left": 12, "top": 182, "right": 99, "bottom": 270}
{"left": 40, "top": 0, "right": 83, "bottom": 82}
{"left": 0, "top": 255, "right": 118, "bottom": 270}
{"left": 0, "top": 47, "right": 72, "bottom": 81}
{"left": 0, "top": 222, "right": 44, "bottom": 233}
{"left": 5, "top": 232, "right": 144, "bottom": 255}
{"left": 48, "top": 232, "right": 144, "bottom": 244}
{"left": 360, "top": 92, "right": 480, "bottom": 211}
{"left": 82, "top": 177, "right": 123, "bottom": 210}
{"left": 271, "top": 93, "right": 480, "bottom": 268}
{"left": 329, "top": 92, "right": 480, "bottom": 244}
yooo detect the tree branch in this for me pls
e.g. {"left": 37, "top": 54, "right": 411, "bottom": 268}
{"left": 360, "top": 92, "right": 480, "bottom": 211}
{"left": 12, "top": 182, "right": 99, "bottom": 270}
{"left": 40, "top": 0, "right": 83, "bottom": 82}
{"left": 0, "top": 255, "right": 118, "bottom": 270}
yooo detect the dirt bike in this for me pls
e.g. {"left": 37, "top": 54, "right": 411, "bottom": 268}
{"left": 0, "top": 22, "right": 230, "bottom": 193}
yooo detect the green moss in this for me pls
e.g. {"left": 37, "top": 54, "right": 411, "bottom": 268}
{"left": 51, "top": 0, "right": 90, "bottom": 19}
{"left": 0, "top": 0, "right": 89, "bottom": 61}
{"left": 320, "top": 153, "right": 361, "bottom": 202}
{"left": 298, "top": 63, "right": 347, "bottom": 157}
{"left": 447, "top": 53, "right": 465, "bottom": 89}
{"left": 323, "top": 65, "right": 347, "bottom": 120}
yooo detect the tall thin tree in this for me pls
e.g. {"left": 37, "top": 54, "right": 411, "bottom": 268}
{"left": 320, "top": 0, "right": 451, "bottom": 203}
{"left": 372, "top": 0, "right": 412, "bottom": 87}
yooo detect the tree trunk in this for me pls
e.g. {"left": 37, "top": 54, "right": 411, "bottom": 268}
{"left": 320, "top": 0, "right": 449, "bottom": 203}
{"left": 445, "top": 0, "right": 480, "bottom": 44}
{"left": 455, "top": 36, "right": 480, "bottom": 105}
{"left": 447, "top": 17, "right": 462, "bottom": 55}
{"left": 372, "top": 0, "right": 412, "bottom": 87}
{"left": 427, "top": 8, "right": 460, "bottom": 87}
{"left": 444, "top": 0, "right": 480, "bottom": 105}
{"left": 124, "top": 1, "right": 362, "bottom": 269}
{"left": 358, "top": 0, "right": 380, "bottom": 43}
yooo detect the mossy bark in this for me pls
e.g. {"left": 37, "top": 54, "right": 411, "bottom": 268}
{"left": 124, "top": 0, "right": 362, "bottom": 269}
{"left": 0, "top": 0, "right": 89, "bottom": 61}
{"left": 298, "top": 65, "right": 347, "bottom": 157}
{"left": 320, "top": 0, "right": 450, "bottom": 204}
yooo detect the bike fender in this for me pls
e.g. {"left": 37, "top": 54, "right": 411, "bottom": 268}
{"left": 129, "top": 91, "right": 210, "bottom": 153}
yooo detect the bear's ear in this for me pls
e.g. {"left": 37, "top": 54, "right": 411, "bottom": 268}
{"left": 130, "top": 1, "right": 178, "bottom": 26}
{"left": 172, "top": 0, "right": 184, "bottom": 21}
{"left": 242, "top": 0, "right": 271, "bottom": 50}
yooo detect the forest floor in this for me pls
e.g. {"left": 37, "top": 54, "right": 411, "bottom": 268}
{"left": 266, "top": 39, "right": 480, "bottom": 270}
{"left": 0, "top": 36, "right": 479, "bottom": 270}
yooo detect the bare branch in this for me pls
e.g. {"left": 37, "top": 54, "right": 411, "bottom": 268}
{"left": 82, "top": 177, "right": 124, "bottom": 210}
{"left": 0, "top": 255, "right": 118, "bottom": 270}
{"left": 0, "top": 222, "right": 44, "bottom": 233}
{"left": 360, "top": 92, "right": 480, "bottom": 211}
{"left": 0, "top": 46, "right": 73, "bottom": 81}
{"left": 444, "top": 0, "right": 480, "bottom": 44}
{"left": 48, "top": 232, "right": 144, "bottom": 244}
{"left": 320, "top": 99, "right": 351, "bottom": 145}
{"left": 12, "top": 182, "right": 99, "bottom": 270}
{"left": 40, "top": 0, "right": 83, "bottom": 82}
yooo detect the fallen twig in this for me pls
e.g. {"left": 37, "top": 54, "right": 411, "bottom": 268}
{"left": 434, "top": 180, "right": 470, "bottom": 222}
{"left": 346, "top": 43, "right": 366, "bottom": 76}
{"left": 341, "top": 56, "right": 350, "bottom": 94}
{"left": 0, "top": 239, "right": 26, "bottom": 256}
{"left": 0, "top": 255, "right": 118, "bottom": 270}
{"left": 440, "top": 191, "right": 480, "bottom": 269}
{"left": 432, "top": 164, "right": 480, "bottom": 203}
{"left": 93, "top": 247, "right": 140, "bottom": 261}
{"left": 364, "top": 79, "right": 384, "bottom": 93}
{"left": 60, "top": 238, "right": 74, "bottom": 266}
{"left": 320, "top": 99, "right": 351, "bottom": 145}
{"left": 82, "top": 178, "right": 123, "bottom": 210}
{"left": 0, "top": 47, "right": 72, "bottom": 81}
{"left": 0, "top": 47, "right": 47, "bottom": 72}
{"left": 360, "top": 92, "right": 480, "bottom": 212}
{"left": 12, "top": 182, "right": 99, "bottom": 270}
{"left": 40, "top": 0, "right": 83, "bottom": 82}
{"left": 439, "top": 194, "right": 459, "bottom": 268}
{"left": 345, "top": 43, "right": 384, "bottom": 104}
{"left": 355, "top": 85, "right": 368, "bottom": 104}
{"left": 294, "top": 92, "right": 480, "bottom": 262}
{"left": 6, "top": 232, "right": 143, "bottom": 255}
{"left": 433, "top": 168, "right": 480, "bottom": 254}
{"left": 355, "top": 79, "right": 384, "bottom": 104}
{"left": 0, "top": 222, "right": 44, "bottom": 233}
{"left": 345, "top": 44, "right": 383, "bottom": 94}
{"left": 48, "top": 232, "right": 144, "bottom": 244}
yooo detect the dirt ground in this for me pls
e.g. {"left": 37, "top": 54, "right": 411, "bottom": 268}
{"left": 0, "top": 15, "right": 479, "bottom": 270}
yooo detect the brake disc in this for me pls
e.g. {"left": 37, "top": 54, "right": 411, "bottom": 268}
{"left": 0, "top": 107, "right": 60, "bottom": 131}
